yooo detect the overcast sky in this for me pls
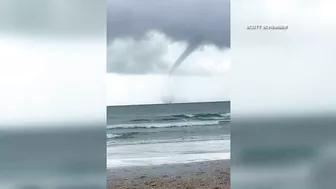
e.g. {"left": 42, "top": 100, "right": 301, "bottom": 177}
{"left": 106, "top": 0, "right": 231, "bottom": 105}
{"left": 1, "top": 0, "right": 335, "bottom": 127}
{"left": 107, "top": 0, "right": 230, "bottom": 47}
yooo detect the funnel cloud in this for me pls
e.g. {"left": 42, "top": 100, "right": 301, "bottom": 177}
{"left": 106, "top": 0, "right": 230, "bottom": 105}
{"left": 169, "top": 39, "right": 202, "bottom": 75}
{"left": 107, "top": 0, "right": 230, "bottom": 75}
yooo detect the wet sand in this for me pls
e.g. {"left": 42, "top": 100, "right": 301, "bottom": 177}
{"left": 108, "top": 160, "right": 230, "bottom": 189}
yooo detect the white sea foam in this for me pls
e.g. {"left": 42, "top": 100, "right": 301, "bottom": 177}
{"left": 107, "top": 120, "right": 220, "bottom": 129}
{"left": 107, "top": 134, "right": 231, "bottom": 146}
{"left": 106, "top": 133, "right": 122, "bottom": 139}
{"left": 107, "top": 152, "right": 230, "bottom": 168}
{"left": 107, "top": 139, "right": 230, "bottom": 168}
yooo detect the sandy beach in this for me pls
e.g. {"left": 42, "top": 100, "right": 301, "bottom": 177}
{"left": 107, "top": 160, "right": 230, "bottom": 189}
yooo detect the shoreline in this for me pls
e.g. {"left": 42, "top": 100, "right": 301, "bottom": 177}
{"left": 108, "top": 159, "right": 230, "bottom": 189}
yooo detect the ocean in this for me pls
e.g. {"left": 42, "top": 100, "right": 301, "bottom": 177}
{"left": 232, "top": 117, "right": 336, "bottom": 189}
{"left": 107, "top": 101, "right": 230, "bottom": 168}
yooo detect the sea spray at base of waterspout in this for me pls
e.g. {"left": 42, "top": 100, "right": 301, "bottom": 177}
{"left": 160, "top": 76, "right": 175, "bottom": 103}
{"left": 162, "top": 40, "right": 200, "bottom": 103}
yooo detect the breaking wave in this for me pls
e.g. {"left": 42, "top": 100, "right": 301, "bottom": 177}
{"left": 107, "top": 120, "right": 223, "bottom": 129}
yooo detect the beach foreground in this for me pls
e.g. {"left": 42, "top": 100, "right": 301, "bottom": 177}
{"left": 108, "top": 160, "right": 230, "bottom": 189}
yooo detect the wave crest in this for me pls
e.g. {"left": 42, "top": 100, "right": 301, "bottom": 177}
{"left": 107, "top": 120, "right": 221, "bottom": 129}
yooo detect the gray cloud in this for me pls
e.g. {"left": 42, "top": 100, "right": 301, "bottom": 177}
{"left": 107, "top": 0, "right": 230, "bottom": 48}
{"left": 107, "top": 36, "right": 171, "bottom": 74}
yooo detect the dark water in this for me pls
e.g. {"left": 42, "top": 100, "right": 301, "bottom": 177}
{"left": 232, "top": 117, "right": 336, "bottom": 189}
{"left": 107, "top": 101, "right": 230, "bottom": 167}
{"left": 0, "top": 128, "right": 106, "bottom": 189}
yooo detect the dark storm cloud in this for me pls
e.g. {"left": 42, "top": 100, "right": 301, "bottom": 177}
{"left": 107, "top": 0, "right": 230, "bottom": 48}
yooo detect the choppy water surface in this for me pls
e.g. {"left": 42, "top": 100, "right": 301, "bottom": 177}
{"left": 107, "top": 101, "right": 231, "bottom": 168}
